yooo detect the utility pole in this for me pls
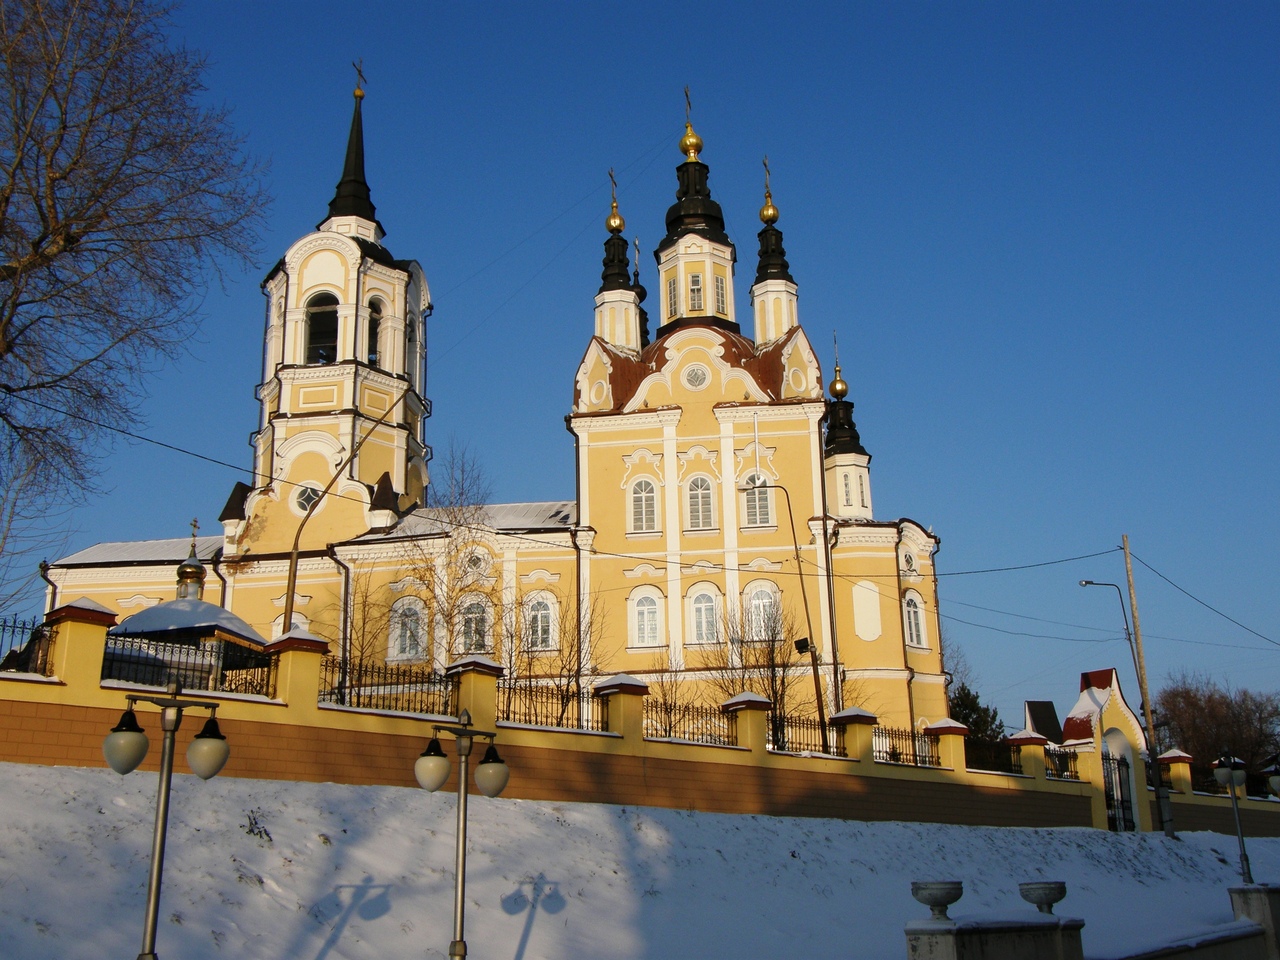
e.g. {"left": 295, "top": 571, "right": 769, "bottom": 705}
{"left": 1124, "top": 534, "right": 1175, "bottom": 838}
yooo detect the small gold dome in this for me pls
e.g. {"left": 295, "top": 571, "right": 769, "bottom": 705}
{"left": 354, "top": 85, "right": 365, "bottom": 101}
{"left": 760, "top": 188, "right": 779, "bottom": 225}
{"left": 830, "top": 363, "right": 849, "bottom": 399}
{"left": 680, "top": 121, "right": 703, "bottom": 162}
{"left": 606, "top": 198, "right": 625, "bottom": 235}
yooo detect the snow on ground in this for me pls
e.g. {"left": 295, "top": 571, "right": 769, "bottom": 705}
{"left": 0, "top": 762, "right": 1276, "bottom": 960}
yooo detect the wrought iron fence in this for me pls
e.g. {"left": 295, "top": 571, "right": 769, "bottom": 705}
{"left": 497, "top": 680, "right": 608, "bottom": 732}
{"left": 643, "top": 702, "right": 737, "bottom": 746}
{"left": 102, "top": 635, "right": 276, "bottom": 697}
{"left": 319, "top": 657, "right": 458, "bottom": 717}
{"left": 1045, "top": 746, "right": 1080, "bottom": 780}
{"left": 872, "top": 725, "right": 941, "bottom": 767}
{"left": 766, "top": 712, "right": 847, "bottom": 757}
{"left": 0, "top": 616, "right": 53, "bottom": 676}
{"left": 965, "top": 738, "right": 1023, "bottom": 775}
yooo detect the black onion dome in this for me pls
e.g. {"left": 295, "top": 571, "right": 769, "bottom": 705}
{"left": 754, "top": 221, "right": 794, "bottom": 285}
{"left": 825, "top": 397, "right": 869, "bottom": 457}
{"left": 658, "top": 159, "right": 733, "bottom": 251}
{"left": 599, "top": 233, "right": 631, "bottom": 293}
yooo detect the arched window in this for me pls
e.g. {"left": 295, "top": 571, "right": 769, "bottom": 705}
{"left": 746, "top": 587, "right": 777, "bottom": 642}
{"left": 631, "top": 478, "right": 657, "bottom": 533}
{"left": 460, "top": 600, "right": 489, "bottom": 654}
{"left": 743, "top": 473, "right": 771, "bottom": 527}
{"left": 389, "top": 598, "right": 425, "bottom": 660}
{"left": 305, "top": 293, "right": 339, "bottom": 365}
{"left": 635, "top": 596, "right": 660, "bottom": 647}
{"left": 367, "top": 298, "right": 383, "bottom": 368}
{"left": 903, "top": 592, "right": 927, "bottom": 648}
{"left": 692, "top": 591, "right": 717, "bottom": 644}
{"left": 527, "top": 599, "right": 553, "bottom": 650}
{"left": 687, "top": 476, "right": 713, "bottom": 529}
{"left": 842, "top": 473, "right": 853, "bottom": 507}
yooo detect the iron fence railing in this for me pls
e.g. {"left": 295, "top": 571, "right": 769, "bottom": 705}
{"left": 102, "top": 635, "right": 277, "bottom": 697}
{"left": 0, "top": 616, "right": 53, "bottom": 676}
{"left": 1045, "top": 746, "right": 1080, "bottom": 781}
{"left": 643, "top": 702, "right": 737, "bottom": 746}
{"left": 319, "top": 657, "right": 458, "bottom": 717}
{"left": 766, "top": 712, "right": 847, "bottom": 757}
{"left": 872, "top": 725, "right": 941, "bottom": 767}
{"left": 965, "top": 739, "right": 1024, "bottom": 775}
{"left": 497, "top": 680, "right": 608, "bottom": 732}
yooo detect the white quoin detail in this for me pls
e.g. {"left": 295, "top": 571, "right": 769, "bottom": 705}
{"left": 750, "top": 277, "right": 799, "bottom": 344}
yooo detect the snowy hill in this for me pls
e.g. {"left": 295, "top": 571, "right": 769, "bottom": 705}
{"left": 0, "top": 762, "right": 1275, "bottom": 959}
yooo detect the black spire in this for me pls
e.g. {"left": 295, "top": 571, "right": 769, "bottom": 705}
{"left": 754, "top": 221, "right": 793, "bottom": 285}
{"left": 599, "top": 233, "right": 631, "bottom": 293}
{"left": 632, "top": 236, "right": 651, "bottom": 348}
{"left": 324, "top": 87, "right": 381, "bottom": 229}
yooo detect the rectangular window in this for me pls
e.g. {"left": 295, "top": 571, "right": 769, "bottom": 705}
{"left": 842, "top": 473, "right": 852, "bottom": 507}
{"left": 689, "top": 274, "right": 704, "bottom": 311}
{"left": 859, "top": 475, "right": 868, "bottom": 508}
{"left": 714, "top": 275, "right": 727, "bottom": 315}
{"left": 667, "top": 277, "right": 678, "bottom": 319}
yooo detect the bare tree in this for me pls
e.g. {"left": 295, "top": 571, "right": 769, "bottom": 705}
{"left": 0, "top": 0, "right": 268, "bottom": 596}
{"left": 644, "top": 649, "right": 700, "bottom": 738}
{"left": 696, "top": 597, "right": 813, "bottom": 748}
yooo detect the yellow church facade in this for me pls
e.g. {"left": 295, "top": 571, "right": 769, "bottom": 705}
{"left": 46, "top": 94, "right": 948, "bottom": 733}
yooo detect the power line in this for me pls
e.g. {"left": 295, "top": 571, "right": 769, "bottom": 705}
{"left": 938, "top": 548, "right": 1121, "bottom": 577}
{"left": 1131, "top": 552, "right": 1280, "bottom": 650}
{"left": 938, "top": 612, "right": 1116, "bottom": 644}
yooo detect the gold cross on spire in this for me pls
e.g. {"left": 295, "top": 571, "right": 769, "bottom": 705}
{"left": 189, "top": 517, "right": 199, "bottom": 553}
{"left": 684, "top": 85, "right": 692, "bottom": 122}
{"left": 609, "top": 167, "right": 617, "bottom": 204}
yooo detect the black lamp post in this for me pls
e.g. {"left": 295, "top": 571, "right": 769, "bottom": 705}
{"left": 102, "top": 680, "right": 229, "bottom": 960}
{"left": 415, "top": 708, "right": 510, "bottom": 960}
{"left": 1214, "top": 753, "right": 1254, "bottom": 885}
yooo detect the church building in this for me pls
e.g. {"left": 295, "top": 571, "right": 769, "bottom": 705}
{"left": 47, "top": 90, "right": 949, "bottom": 730}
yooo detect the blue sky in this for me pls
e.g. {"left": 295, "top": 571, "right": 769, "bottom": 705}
{"left": 46, "top": 2, "right": 1280, "bottom": 726}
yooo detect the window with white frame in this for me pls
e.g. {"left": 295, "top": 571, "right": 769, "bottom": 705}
{"left": 629, "top": 589, "right": 664, "bottom": 648}
{"left": 689, "top": 273, "right": 704, "bottom": 311}
{"left": 903, "top": 591, "right": 927, "bottom": 648}
{"left": 389, "top": 597, "right": 425, "bottom": 660}
{"left": 714, "top": 275, "right": 727, "bottom": 315}
{"left": 667, "top": 277, "right": 678, "bottom": 319}
{"left": 859, "top": 474, "right": 868, "bottom": 508}
{"left": 367, "top": 298, "right": 383, "bottom": 368}
{"left": 459, "top": 599, "right": 491, "bottom": 654}
{"left": 304, "top": 293, "right": 339, "bottom": 365}
{"left": 689, "top": 589, "right": 719, "bottom": 645}
{"left": 743, "top": 473, "right": 771, "bottom": 527}
{"left": 526, "top": 597, "right": 554, "bottom": 650}
{"left": 687, "top": 476, "right": 713, "bottom": 529}
{"left": 842, "top": 473, "right": 852, "bottom": 507}
{"left": 745, "top": 586, "right": 778, "bottom": 642}
{"left": 631, "top": 478, "right": 658, "bottom": 533}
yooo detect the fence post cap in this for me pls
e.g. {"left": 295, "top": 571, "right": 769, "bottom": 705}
{"left": 264, "top": 628, "right": 330, "bottom": 655}
{"left": 830, "top": 706, "right": 878, "bottom": 726}
{"left": 925, "top": 718, "right": 969, "bottom": 736}
{"left": 592, "top": 674, "right": 649, "bottom": 697}
{"left": 1158, "top": 748, "right": 1193, "bottom": 764}
{"left": 45, "top": 597, "right": 118, "bottom": 627}
{"left": 445, "top": 655, "right": 504, "bottom": 678}
{"left": 721, "top": 691, "right": 772, "bottom": 713}
{"left": 1005, "top": 729, "right": 1050, "bottom": 746}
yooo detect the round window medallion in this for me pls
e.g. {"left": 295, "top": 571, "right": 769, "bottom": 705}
{"left": 683, "top": 364, "right": 710, "bottom": 390}
{"left": 789, "top": 368, "right": 807, "bottom": 392}
{"left": 295, "top": 485, "right": 322, "bottom": 513}
{"left": 590, "top": 380, "right": 607, "bottom": 404}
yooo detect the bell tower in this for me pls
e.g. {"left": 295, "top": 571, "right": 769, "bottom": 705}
{"left": 222, "top": 83, "right": 432, "bottom": 555}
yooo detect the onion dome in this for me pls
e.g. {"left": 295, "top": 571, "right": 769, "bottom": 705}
{"left": 824, "top": 364, "right": 868, "bottom": 457}
{"left": 754, "top": 160, "right": 793, "bottom": 285}
{"left": 598, "top": 174, "right": 631, "bottom": 293}
{"left": 175, "top": 542, "right": 206, "bottom": 601}
{"left": 658, "top": 121, "right": 731, "bottom": 250}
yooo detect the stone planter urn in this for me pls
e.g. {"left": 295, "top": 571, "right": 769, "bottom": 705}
{"left": 911, "top": 881, "right": 964, "bottom": 919}
{"left": 1019, "top": 881, "right": 1067, "bottom": 914}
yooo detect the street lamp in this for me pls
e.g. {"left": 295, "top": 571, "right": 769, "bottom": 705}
{"left": 1214, "top": 753, "right": 1254, "bottom": 885}
{"left": 415, "top": 708, "right": 510, "bottom": 960}
{"left": 743, "top": 480, "right": 829, "bottom": 754}
{"left": 102, "top": 680, "right": 229, "bottom": 960}
{"left": 1079, "top": 579, "right": 1173, "bottom": 836}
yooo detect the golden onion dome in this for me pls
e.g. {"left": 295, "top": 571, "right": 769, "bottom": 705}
{"left": 830, "top": 363, "right": 849, "bottom": 399}
{"left": 760, "top": 188, "right": 779, "bottom": 225}
{"left": 606, "top": 198, "right": 625, "bottom": 235}
{"left": 680, "top": 121, "right": 703, "bottom": 162}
